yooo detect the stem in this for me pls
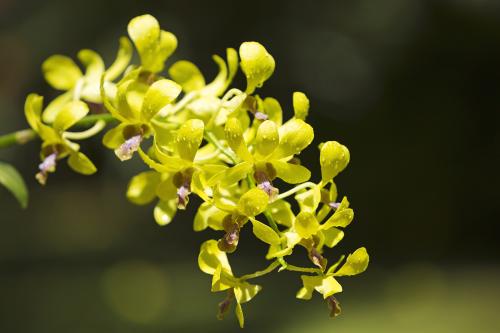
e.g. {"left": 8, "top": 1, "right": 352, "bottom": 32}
{"left": 276, "top": 182, "right": 317, "bottom": 200}
{"left": 204, "top": 131, "right": 238, "bottom": 164}
{"left": 0, "top": 129, "right": 36, "bottom": 148}
{"left": 240, "top": 260, "right": 280, "bottom": 281}
{"left": 0, "top": 114, "right": 117, "bottom": 149}
{"left": 63, "top": 120, "right": 107, "bottom": 140}
{"left": 164, "top": 91, "right": 198, "bottom": 116}
{"left": 285, "top": 264, "right": 322, "bottom": 274}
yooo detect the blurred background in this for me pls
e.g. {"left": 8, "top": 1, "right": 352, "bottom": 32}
{"left": 1, "top": 0, "right": 499, "bottom": 332}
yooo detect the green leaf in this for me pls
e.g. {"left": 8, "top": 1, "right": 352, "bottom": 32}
{"left": 237, "top": 188, "right": 269, "bottom": 217}
{"left": 272, "top": 119, "right": 314, "bottom": 159}
{"left": 293, "top": 91, "right": 309, "bottom": 120}
{"left": 141, "top": 79, "right": 181, "bottom": 120}
{"left": 255, "top": 120, "right": 279, "bottom": 158}
{"left": 126, "top": 171, "right": 161, "bottom": 205}
{"left": 294, "top": 211, "right": 319, "bottom": 239}
{"left": 168, "top": 60, "right": 206, "bottom": 92}
{"left": 249, "top": 218, "right": 280, "bottom": 245}
{"left": 333, "top": 247, "right": 369, "bottom": 277}
{"left": 175, "top": 119, "right": 204, "bottom": 161}
{"left": 239, "top": 42, "right": 275, "bottom": 94}
{"left": 153, "top": 199, "right": 177, "bottom": 226}
{"left": 42, "top": 55, "right": 82, "bottom": 90}
{"left": 320, "top": 141, "right": 350, "bottom": 182}
{"left": 67, "top": 152, "right": 97, "bottom": 175}
{"left": 0, "top": 162, "right": 28, "bottom": 209}
{"left": 53, "top": 101, "right": 89, "bottom": 132}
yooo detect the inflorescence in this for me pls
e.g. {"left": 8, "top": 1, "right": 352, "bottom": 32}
{"left": 22, "top": 14, "right": 369, "bottom": 327}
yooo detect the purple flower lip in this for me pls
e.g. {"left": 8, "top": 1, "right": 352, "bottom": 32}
{"left": 177, "top": 184, "right": 191, "bottom": 210}
{"left": 328, "top": 202, "right": 341, "bottom": 210}
{"left": 255, "top": 170, "right": 278, "bottom": 201}
{"left": 114, "top": 134, "right": 142, "bottom": 161}
{"left": 35, "top": 153, "right": 57, "bottom": 185}
{"left": 254, "top": 111, "right": 268, "bottom": 121}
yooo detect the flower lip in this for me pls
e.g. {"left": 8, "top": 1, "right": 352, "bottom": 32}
{"left": 328, "top": 202, "right": 341, "bottom": 210}
{"left": 114, "top": 134, "right": 142, "bottom": 161}
{"left": 36, "top": 152, "right": 58, "bottom": 185}
{"left": 254, "top": 170, "right": 278, "bottom": 201}
{"left": 177, "top": 183, "right": 191, "bottom": 209}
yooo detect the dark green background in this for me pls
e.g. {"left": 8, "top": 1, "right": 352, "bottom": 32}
{"left": 1, "top": 0, "right": 499, "bottom": 332}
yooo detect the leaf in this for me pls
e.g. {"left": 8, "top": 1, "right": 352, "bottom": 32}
{"left": 0, "top": 162, "right": 28, "bottom": 209}
{"left": 333, "top": 247, "right": 369, "bottom": 277}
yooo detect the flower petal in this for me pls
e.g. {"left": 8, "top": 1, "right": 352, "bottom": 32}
{"left": 239, "top": 42, "right": 275, "bottom": 94}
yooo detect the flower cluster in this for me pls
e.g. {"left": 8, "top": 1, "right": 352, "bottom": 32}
{"left": 24, "top": 14, "right": 369, "bottom": 327}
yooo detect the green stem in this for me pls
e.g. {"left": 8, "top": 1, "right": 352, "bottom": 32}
{"left": 63, "top": 120, "right": 107, "bottom": 140}
{"left": 0, "top": 113, "right": 117, "bottom": 149}
{"left": 240, "top": 260, "right": 280, "bottom": 281}
{"left": 204, "top": 131, "right": 238, "bottom": 163}
{"left": 285, "top": 264, "right": 322, "bottom": 274}
{"left": 276, "top": 181, "right": 317, "bottom": 200}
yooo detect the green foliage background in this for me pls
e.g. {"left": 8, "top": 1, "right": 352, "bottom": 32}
{"left": 0, "top": 0, "right": 499, "bottom": 332}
